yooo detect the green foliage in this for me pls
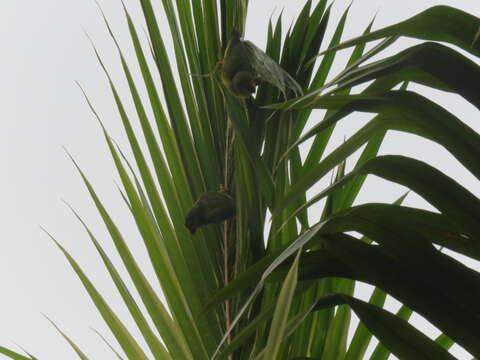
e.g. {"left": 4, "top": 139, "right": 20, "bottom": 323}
{"left": 313, "top": 294, "right": 456, "bottom": 360}
{"left": 2, "top": 1, "right": 479, "bottom": 359}
{"left": 0, "top": 347, "right": 34, "bottom": 360}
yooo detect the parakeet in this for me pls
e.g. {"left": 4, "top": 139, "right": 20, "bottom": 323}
{"left": 220, "top": 31, "right": 258, "bottom": 98}
{"left": 185, "top": 191, "right": 235, "bottom": 234}
{"left": 231, "top": 70, "right": 258, "bottom": 98}
{"left": 220, "top": 30, "right": 303, "bottom": 99}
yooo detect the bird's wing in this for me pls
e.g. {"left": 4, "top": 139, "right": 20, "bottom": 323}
{"left": 222, "top": 32, "right": 253, "bottom": 80}
{"left": 203, "top": 193, "right": 235, "bottom": 223}
{"left": 242, "top": 40, "right": 303, "bottom": 98}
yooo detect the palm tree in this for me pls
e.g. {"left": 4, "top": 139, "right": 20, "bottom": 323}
{"left": 2, "top": 1, "right": 479, "bottom": 359}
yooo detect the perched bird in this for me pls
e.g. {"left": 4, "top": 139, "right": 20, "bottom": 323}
{"left": 220, "top": 30, "right": 303, "bottom": 99}
{"left": 185, "top": 191, "right": 235, "bottom": 234}
{"left": 220, "top": 31, "right": 258, "bottom": 98}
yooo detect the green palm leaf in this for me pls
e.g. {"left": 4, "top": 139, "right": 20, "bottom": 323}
{"left": 2, "top": 3, "right": 479, "bottom": 360}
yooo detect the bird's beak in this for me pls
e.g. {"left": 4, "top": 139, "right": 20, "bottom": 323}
{"left": 185, "top": 224, "right": 196, "bottom": 234}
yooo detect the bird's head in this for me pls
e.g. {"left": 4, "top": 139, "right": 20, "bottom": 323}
{"left": 231, "top": 29, "right": 242, "bottom": 41}
{"left": 184, "top": 208, "right": 203, "bottom": 235}
{"left": 232, "top": 71, "right": 257, "bottom": 98}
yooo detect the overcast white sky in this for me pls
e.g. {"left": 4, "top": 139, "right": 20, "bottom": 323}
{"left": 0, "top": 1, "right": 478, "bottom": 359}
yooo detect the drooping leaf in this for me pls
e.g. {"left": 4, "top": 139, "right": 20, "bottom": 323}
{"left": 369, "top": 304, "right": 413, "bottom": 360}
{"left": 270, "top": 91, "right": 480, "bottom": 218}
{"left": 330, "top": 42, "right": 480, "bottom": 108}
{"left": 355, "top": 156, "right": 480, "bottom": 241}
{"left": 344, "top": 287, "right": 387, "bottom": 360}
{"left": 321, "top": 6, "right": 480, "bottom": 58}
{"left": 268, "top": 209, "right": 480, "bottom": 357}
{"left": 312, "top": 294, "right": 456, "bottom": 360}
{"left": 321, "top": 233, "right": 480, "bottom": 357}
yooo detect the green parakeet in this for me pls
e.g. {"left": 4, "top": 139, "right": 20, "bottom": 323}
{"left": 220, "top": 31, "right": 258, "bottom": 98}
{"left": 220, "top": 30, "right": 303, "bottom": 98}
{"left": 185, "top": 191, "right": 235, "bottom": 234}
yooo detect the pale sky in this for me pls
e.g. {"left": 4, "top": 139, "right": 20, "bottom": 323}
{"left": 0, "top": 1, "right": 478, "bottom": 359}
